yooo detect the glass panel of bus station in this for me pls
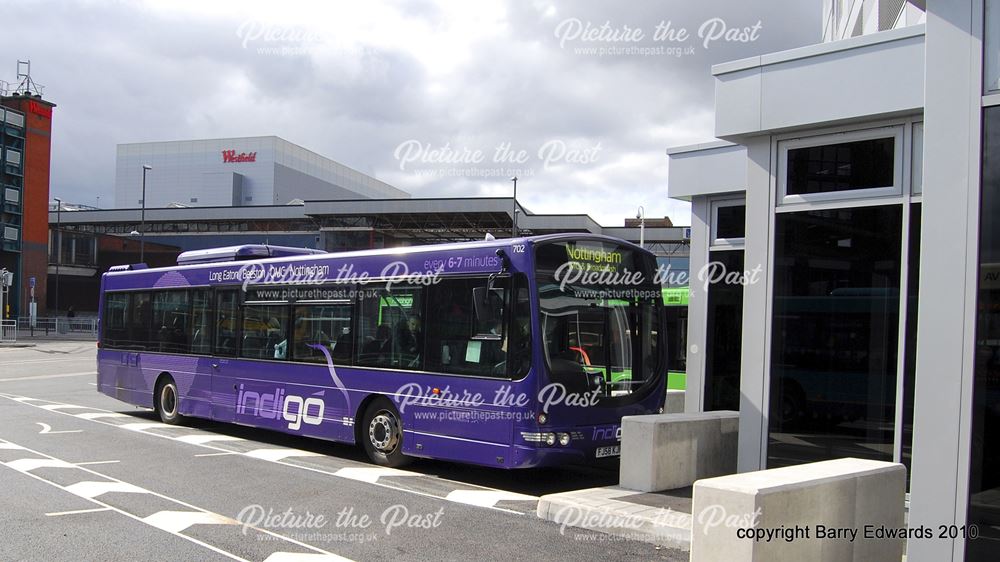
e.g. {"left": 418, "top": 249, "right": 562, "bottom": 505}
{"left": 704, "top": 249, "right": 744, "bottom": 411}
{"left": 768, "top": 205, "right": 902, "bottom": 468}
{"left": 968, "top": 106, "right": 1000, "bottom": 559}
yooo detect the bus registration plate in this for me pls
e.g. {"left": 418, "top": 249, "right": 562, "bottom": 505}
{"left": 595, "top": 445, "right": 620, "bottom": 458}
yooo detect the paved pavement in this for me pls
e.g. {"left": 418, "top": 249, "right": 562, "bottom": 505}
{"left": 536, "top": 486, "right": 694, "bottom": 550}
{"left": 0, "top": 342, "right": 687, "bottom": 561}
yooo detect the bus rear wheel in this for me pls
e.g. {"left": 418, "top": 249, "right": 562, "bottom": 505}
{"left": 155, "top": 375, "right": 184, "bottom": 426}
{"left": 360, "top": 398, "right": 410, "bottom": 468}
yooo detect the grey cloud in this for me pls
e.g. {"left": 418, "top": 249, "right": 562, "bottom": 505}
{"left": 2, "top": 0, "right": 822, "bottom": 225}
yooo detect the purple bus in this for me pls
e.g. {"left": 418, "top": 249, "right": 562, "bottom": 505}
{"left": 97, "top": 234, "right": 666, "bottom": 468}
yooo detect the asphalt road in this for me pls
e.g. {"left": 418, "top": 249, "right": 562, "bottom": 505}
{"left": 0, "top": 341, "right": 687, "bottom": 562}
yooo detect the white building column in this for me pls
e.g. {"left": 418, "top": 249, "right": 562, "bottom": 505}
{"left": 736, "top": 136, "right": 772, "bottom": 473}
{"left": 909, "top": 1, "right": 983, "bottom": 560}
{"left": 684, "top": 196, "right": 710, "bottom": 413}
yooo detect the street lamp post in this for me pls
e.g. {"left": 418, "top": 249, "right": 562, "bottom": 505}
{"left": 636, "top": 205, "right": 645, "bottom": 249}
{"left": 511, "top": 176, "right": 518, "bottom": 238}
{"left": 53, "top": 197, "right": 61, "bottom": 316}
{"left": 140, "top": 164, "right": 152, "bottom": 263}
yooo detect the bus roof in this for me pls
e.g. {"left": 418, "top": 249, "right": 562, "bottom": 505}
{"left": 103, "top": 232, "right": 651, "bottom": 279}
{"left": 177, "top": 245, "right": 327, "bottom": 265}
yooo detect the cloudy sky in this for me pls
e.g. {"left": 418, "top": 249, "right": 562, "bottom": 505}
{"left": 4, "top": 0, "right": 819, "bottom": 226}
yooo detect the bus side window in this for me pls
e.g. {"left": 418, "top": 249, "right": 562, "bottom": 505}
{"left": 214, "top": 290, "right": 239, "bottom": 357}
{"left": 127, "top": 292, "right": 152, "bottom": 351}
{"left": 291, "top": 303, "right": 352, "bottom": 365}
{"left": 152, "top": 290, "right": 189, "bottom": 353}
{"left": 242, "top": 304, "right": 289, "bottom": 360}
{"left": 424, "top": 277, "right": 510, "bottom": 378}
{"left": 189, "top": 289, "right": 212, "bottom": 355}
{"left": 102, "top": 292, "right": 130, "bottom": 348}
{"left": 356, "top": 288, "right": 423, "bottom": 370}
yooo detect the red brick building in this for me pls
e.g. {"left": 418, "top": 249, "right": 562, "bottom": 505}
{"left": 0, "top": 92, "right": 55, "bottom": 317}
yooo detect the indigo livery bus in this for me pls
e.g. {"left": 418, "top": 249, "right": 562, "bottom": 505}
{"left": 97, "top": 234, "right": 666, "bottom": 469}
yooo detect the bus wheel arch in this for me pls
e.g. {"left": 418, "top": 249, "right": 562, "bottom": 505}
{"left": 154, "top": 372, "right": 184, "bottom": 426}
{"left": 357, "top": 395, "right": 411, "bottom": 468}
{"left": 353, "top": 395, "right": 380, "bottom": 446}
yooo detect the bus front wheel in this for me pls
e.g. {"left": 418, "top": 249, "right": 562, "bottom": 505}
{"left": 360, "top": 398, "right": 410, "bottom": 468}
{"left": 155, "top": 375, "right": 184, "bottom": 426}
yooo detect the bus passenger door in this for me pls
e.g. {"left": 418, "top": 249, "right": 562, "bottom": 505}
{"left": 210, "top": 289, "right": 240, "bottom": 422}
{"left": 402, "top": 277, "right": 522, "bottom": 463}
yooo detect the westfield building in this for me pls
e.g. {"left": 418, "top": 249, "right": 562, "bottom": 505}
{"left": 114, "top": 136, "right": 409, "bottom": 208}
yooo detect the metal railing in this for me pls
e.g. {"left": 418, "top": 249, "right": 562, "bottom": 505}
{"left": 15, "top": 316, "right": 98, "bottom": 338}
{"left": 0, "top": 319, "right": 15, "bottom": 343}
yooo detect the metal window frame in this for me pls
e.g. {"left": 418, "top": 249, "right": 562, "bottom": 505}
{"left": 777, "top": 125, "right": 905, "bottom": 207}
{"left": 709, "top": 198, "right": 747, "bottom": 250}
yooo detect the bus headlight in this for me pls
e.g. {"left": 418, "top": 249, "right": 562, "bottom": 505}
{"left": 537, "top": 413, "right": 548, "bottom": 425}
{"left": 558, "top": 433, "right": 571, "bottom": 446}
{"left": 521, "top": 431, "right": 557, "bottom": 446}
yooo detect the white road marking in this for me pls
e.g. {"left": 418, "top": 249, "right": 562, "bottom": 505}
{"left": 0, "top": 393, "right": 535, "bottom": 515}
{"left": 2, "top": 357, "right": 88, "bottom": 364}
{"left": 143, "top": 510, "right": 236, "bottom": 533}
{"left": 76, "top": 460, "right": 120, "bottom": 466}
{"left": 63, "top": 481, "right": 148, "bottom": 499}
{"left": 264, "top": 553, "right": 354, "bottom": 562}
{"left": 244, "top": 449, "right": 324, "bottom": 462}
{"left": 6, "top": 458, "right": 76, "bottom": 471}
{"left": 333, "top": 466, "right": 420, "bottom": 483}
{"left": 2, "top": 395, "right": 116, "bottom": 413}
{"left": 174, "top": 434, "right": 245, "bottom": 445}
{"left": 0, "top": 439, "right": 354, "bottom": 560}
{"left": 39, "top": 404, "right": 94, "bottom": 411}
{"left": 194, "top": 452, "right": 240, "bottom": 457}
{"left": 75, "top": 412, "right": 129, "bottom": 420}
{"left": 0, "top": 442, "right": 25, "bottom": 449}
{"left": 120, "top": 422, "right": 181, "bottom": 431}
{"left": 0, "top": 372, "right": 96, "bottom": 382}
{"left": 36, "top": 422, "right": 83, "bottom": 435}
{"left": 3, "top": 358, "right": 89, "bottom": 365}
{"left": 445, "top": 490, "right": 537, "bottom": 507}
{"left": 45, "top": 507, "right": 113, "bottom": 517}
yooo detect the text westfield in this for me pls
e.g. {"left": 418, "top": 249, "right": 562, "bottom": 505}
{"left": 222, "top": 149, "right": 258, "bottom": 163}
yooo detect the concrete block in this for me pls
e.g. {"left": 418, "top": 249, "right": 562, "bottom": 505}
{"left": 690, "top": 457, "right": 906, "bottom": 562}
{"left": 620, "top": 411, "right": 738, "bottom": 492}
{"left": 665, "top": 389, "right": 685, "bottom": 413}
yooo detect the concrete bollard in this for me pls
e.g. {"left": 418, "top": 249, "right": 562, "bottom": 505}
{"left": 690, "top": 457, "right": 906, "bottom": 562}
{"left": 619, "top": 411, "right": 738, "bottom": 492}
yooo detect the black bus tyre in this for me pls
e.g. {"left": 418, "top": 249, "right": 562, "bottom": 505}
{"left": 155, "top": 375, "right": 184, "bottom": 425}
{"left": 361, "top": 398, "right": 411, "bottom": 468}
